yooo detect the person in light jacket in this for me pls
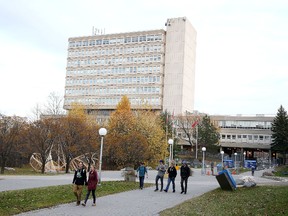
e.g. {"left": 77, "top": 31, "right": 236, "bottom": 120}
{"left": 154, "top": 160, "right": 166, "bottom": 192}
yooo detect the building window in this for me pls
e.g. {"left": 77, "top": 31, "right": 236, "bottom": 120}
{"left": 124, "top": 37, "right": 131, "bottom": 43}
{"left": 103, "top": 39, "right": 109, "bottom": 45}
{"left": 132, "top": 36, "right": 138, "bottom": 43}
{"left": 96, "top": 40, "right": 102, "bottom": 45}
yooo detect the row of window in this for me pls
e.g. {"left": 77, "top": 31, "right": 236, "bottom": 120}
{"left": 66, "top": 75, "right": 161, "bottom": 86}
{"left": 68, "top": 45, "right": 163, "bottom": 57}
{"left": 65, "top": 86, "right": 162, "bottom": 96}
{"left": 221, "top": 134, "right": 271, "bottom": 142}
{"left": 68, "top": 34, "right": 163, "bottom": 48}
{"left": 66, "top": 65, "right": 161, "bottom": 76}
{"left": 67, "top": 55, "right": 162, "bottom": 67}
{"left": 64, "top": 96, "right": 162, "bottom": 106}
{"left": 218, "top": 121, "right": 272, "bottom": 129}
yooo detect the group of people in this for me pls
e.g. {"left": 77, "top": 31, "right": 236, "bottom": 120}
{"left": 72, "top": 162, "right": 98, "bottom": 206}
{"left": 136, "top": 159, "right": 191, "bottom": 194}
{"left": 72, "top": 159, "right": 191, "bottom": 207}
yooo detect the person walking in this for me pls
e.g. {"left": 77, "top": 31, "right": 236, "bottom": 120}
{"left": 210, "top": 161, "right": 214, "bottom": 175}
{"left": 251, "top": 165, "right": 256, "bottom": 176}
{"left": 82, "top": 165, "right": 98, "bottom": 206}
{"left": 136, "top": 162, "right": 148, "bottom": 189}
{"left": 154, "top": 160, "right": 166, "bottom": 192}
{"left": 164, "top": 160, "right": 177, "bottom": 193}
{"left": 72, "top": 162, "right": 87, "bottom": 205}
{"left": 180, "top": 160, "right": 190, "bottom": 194}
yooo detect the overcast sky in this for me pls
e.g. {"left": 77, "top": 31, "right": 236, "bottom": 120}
{"left": 0, "top": 0, "right": 287, "bottom": 117}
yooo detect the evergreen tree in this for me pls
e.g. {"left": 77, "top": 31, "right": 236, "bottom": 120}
{"left": 271, "top": 105, "right": 288, "bottom": 159}
{"left": 198, "top": 115, "right": 220, "bottom": 153}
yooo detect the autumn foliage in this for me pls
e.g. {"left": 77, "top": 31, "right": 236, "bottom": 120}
{"left": 105, "top": 96, "right": 167, "bottom": 169}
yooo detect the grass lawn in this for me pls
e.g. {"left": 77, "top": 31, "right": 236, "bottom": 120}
{"left": 0, "top": 181, "right": 153, "bottom": 216}
{"left": 160, "top": 185, "right": 288, "bottom": 216}
{"left": 1, "top": 164, "right": 50, "bottom": 175}
{"left": 274, "top": 165, "right": 288, "bottom": 177}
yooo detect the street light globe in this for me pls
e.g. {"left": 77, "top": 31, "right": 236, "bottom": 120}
{"left": 168, "top": 138, "right": 173, "bottom": 145}
{"left": 99, "top": 128, "right": 107, "bottom": 136}
{"left": 220, "top": 151, "right": 224, "bottom": 155}
{"left": 202, "top": 147, "right": 206, "bottom": 152}
{"left": 234, "top": 152, "right": 237, "bottom": 156}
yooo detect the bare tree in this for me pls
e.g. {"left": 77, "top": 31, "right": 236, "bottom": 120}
{"left": 31, "top": 104, "right": 43, "bottom": 121}
{"left": 177, "top": 114, "right": 220, "bottom": 154}
{"left": 177, "top": 114, "right": 200, "bottom": 147}
{"left": 44, "top": 92, "right": 65, "bottom": 115}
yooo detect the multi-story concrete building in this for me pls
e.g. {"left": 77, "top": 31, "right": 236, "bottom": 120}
{"left": 210, "top": 114, "right": 275, "bottom": 165}
{"left": 64, "top": 17, "right": 196, "bottom": 117}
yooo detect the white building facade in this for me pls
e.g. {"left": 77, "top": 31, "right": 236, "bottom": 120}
{"left": 64, "top": 17, "right": 196, "bottom": 116}
{"left": 210, "top": 115, "right": 275, "bottom": 166}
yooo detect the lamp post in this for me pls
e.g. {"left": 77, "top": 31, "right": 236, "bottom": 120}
{"left": 243, "top": 152, "right": 246, "bottom": 168}
{"left": 234, "top": 152, "right": 237, "bottom": 173}
{"left": 168, "top": 139, "right": 173, "bottom": 163}
{"left": 98, "top": 128, "right": 107, "bottom": 185}
{"left": 202, "top": 147, "right": 206, "bottom": 175}
{"left": 220, "top": 151, "right": 224, "bottom": 169}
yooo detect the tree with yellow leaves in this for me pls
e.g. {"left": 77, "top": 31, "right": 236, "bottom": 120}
{"left": 57, "top": 103, "right": 97, "bottom": 173}
{"left": 105, "top": 96, "right": 166, "bottom": 169}
{"left": 135, "top": 110, "right": 167, "bottom": 167}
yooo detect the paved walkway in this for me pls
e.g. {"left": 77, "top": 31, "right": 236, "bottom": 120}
{"left": 1, "top": 168, "right": 286, "bottom": 216}
{"left": 0, "top": 171, "right": 123, "bottom": 192}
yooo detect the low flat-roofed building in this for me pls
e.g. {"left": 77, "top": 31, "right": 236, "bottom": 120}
{"left": 211, "top": 114, "right": 275, "bottom": 165}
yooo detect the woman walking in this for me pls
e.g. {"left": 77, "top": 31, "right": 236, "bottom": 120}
{"left": 82, "top": 165, "right": 98, "bottom": 206}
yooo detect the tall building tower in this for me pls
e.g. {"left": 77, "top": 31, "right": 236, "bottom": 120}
{"left": 64, "top": 17, "right": 196, "bottom": 117}
{"left": 163, "top": 17, "right": 197, "bottom": 115}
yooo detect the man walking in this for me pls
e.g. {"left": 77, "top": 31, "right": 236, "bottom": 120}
{"left": 72, "top": 162, "right": 87, "bottom": 205}
{"left": 180, "top": 160, "right": 190, "bottom": 194}
{"left": 154, "top": 160, "right": 166, "bottom": 192}
{"left": 136, "top": 162, "right": 148, "bottom": 189}
{"left": 164, "top": 160, "right": 177, "bottom": 193}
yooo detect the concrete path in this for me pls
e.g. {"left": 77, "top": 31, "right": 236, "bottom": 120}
{"left": 1, "top": 168, "right": 286, "bottom": 216}
{"left": 0, "top": 171, "right": 123, "bottom": 192}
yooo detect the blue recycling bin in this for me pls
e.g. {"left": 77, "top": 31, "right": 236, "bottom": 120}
{"left": 217, "top": 163, "right": 223, "bottom": 172}
{"left": 223, "top": 160, "right": 234, "bottom": 168}
{"left": 244, "top": 160, "right": 257, "bottom": 168}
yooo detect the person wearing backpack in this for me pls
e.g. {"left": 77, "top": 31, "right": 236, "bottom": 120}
{"left": 136, "top": 162, "right": 148, "bottom": 189}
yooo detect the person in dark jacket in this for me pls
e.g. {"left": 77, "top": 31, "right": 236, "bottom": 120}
{"left": 136, "top": 162, "right": 148, "bottom": 189}
{"left": 180, "top": 160, "right": 190, "bottom": 194}
{"left": 82, "top": 165, "right": 98, "bottom": 206}
{"left": 72, "top": 162, "right": 87, "bottom": 205}
{"left": 164, "top": 160, "right": 177, "bottom": 192}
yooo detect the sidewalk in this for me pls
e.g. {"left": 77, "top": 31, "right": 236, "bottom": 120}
{"left": 13, "top": 168, "right": 287, "bottom": 216}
